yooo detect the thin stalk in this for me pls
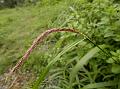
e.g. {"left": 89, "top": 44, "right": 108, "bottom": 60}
{"left": 80, "top": 32, "right": 119, "bottom": 64}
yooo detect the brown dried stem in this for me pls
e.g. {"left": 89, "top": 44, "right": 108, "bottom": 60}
{"left": 9, "top": 28, "right": 79, "bottom": 75}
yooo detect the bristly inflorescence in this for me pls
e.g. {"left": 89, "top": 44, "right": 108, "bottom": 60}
{"left": 9, "top": 28, "right": 80, "bottom": 75}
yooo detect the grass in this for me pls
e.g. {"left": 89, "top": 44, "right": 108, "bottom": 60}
{"left": 0, "top": 0, "right": 71, "bottom": 74}
{"left": 0, "top": 0, "right": 120, "bottom": 89}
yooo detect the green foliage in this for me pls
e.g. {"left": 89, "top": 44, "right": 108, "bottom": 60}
{"left": 65, "top": 0, "right": 120, "bottom": 44}
{"left": 0, "top": 0, "right": 24, "bottom": 8}
{"left": 0, "top": 0, "right": 38, "bottom": 8}
{"left": 0, "top": 0, "right": 120, "bottom": 89}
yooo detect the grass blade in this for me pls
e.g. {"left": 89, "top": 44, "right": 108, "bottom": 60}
{"left": 81, "top": 81, "right": 118, "bottom": 89}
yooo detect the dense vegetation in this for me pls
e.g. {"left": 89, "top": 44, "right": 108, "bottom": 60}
{"left": 0, "top": 0, "right": 38, "bottom": 8}
{"left": 0, "top": 0, "right": 120, "bottom": 89}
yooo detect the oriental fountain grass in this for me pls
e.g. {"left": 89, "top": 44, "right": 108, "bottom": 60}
{"left": 6, "top": 28, "right": 117, "bottom": 89}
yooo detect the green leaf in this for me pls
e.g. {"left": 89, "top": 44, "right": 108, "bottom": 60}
{"left": 81, "top": 81, "right": 118, "bottom": 89}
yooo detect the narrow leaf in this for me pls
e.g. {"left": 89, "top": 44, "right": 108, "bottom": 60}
{"left": 81, "top": 81, "right": 118, "bottom": 89}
